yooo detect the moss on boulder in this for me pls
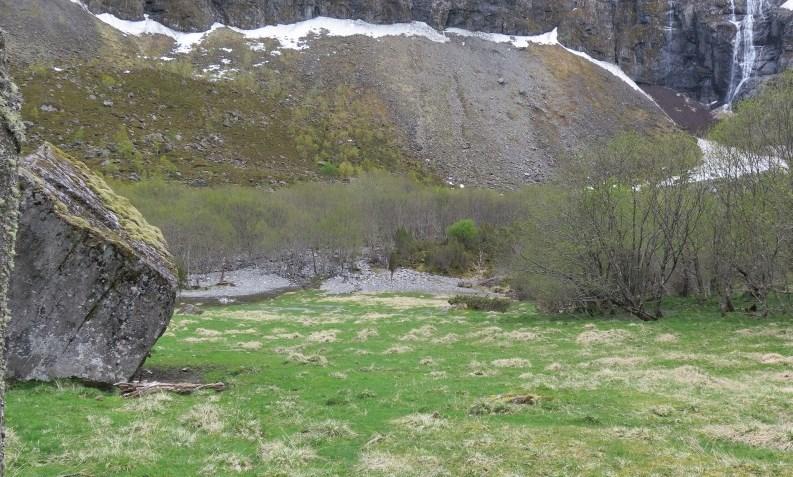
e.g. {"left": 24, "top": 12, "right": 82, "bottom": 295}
{"left": 7, "top": 144, "right": 177, "bottom": 383}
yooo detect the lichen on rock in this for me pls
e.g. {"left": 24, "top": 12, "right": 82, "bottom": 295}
{"left": 0, "top": 30, "right": 24, "bottom": 148}
{"left": 0, "top": 26, "right": 23, "bottom": 474}
{"left": 7, "top": 144, "right": 177, "bottom": 384}
{"left": 26, "top": 144, "right": 172, "bottom": 263}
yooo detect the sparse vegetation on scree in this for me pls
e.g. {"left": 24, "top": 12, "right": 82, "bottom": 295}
{"left": 7, "top": 293, "right": 793, "bottom": 476}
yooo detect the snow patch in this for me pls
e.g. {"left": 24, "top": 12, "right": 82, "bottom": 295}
{"left": 68, "top": 0, "right": 88, "bottom": 10}
{"left": 562, "top": 46, "right": 651, "bottom": 99}
{"left": 94, "top": 13, "right": 224, "bottom": 53}
{"left": 229, "top": 17, "right": 449, "bottom": 50}
{"left": 693, "top": 138, "right": 786, "bottom": 181}
{"left": 783, "top": 0, "right": 793, "bottom": 10}
{"left": 446, "top": 27, "right": 558, "bottom": 47}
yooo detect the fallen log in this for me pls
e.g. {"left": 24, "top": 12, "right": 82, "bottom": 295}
{"left": 115, "top": 381, "right": 225, "bottom": 398}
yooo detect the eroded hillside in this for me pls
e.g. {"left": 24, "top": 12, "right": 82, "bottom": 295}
{"left": 1, "top": 0, "right": 673, "bottom": 188}
{"left": 62, "top": 0, "right": 793, "bottom": 104}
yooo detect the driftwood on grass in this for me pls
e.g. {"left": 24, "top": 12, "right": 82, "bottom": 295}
{"left": 115, "top": 381, "right": 225, "bottom": 398}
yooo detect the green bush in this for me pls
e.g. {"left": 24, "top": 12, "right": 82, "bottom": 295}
{"left": 319, "top": 162, "right": 339, "bottom": 176}
{"left": 449, "top": 295, "right": 512, "bottom": 312}
{"left": 447, "top": 219, "right": 479, "bottom": 249}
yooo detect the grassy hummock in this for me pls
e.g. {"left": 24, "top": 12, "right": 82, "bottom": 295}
{"left": 6, "top": 292, "right": 793, "bottom": 476}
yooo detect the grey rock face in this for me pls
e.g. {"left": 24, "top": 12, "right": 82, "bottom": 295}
{"left": 82, "top": 0, "right": 793, "bottom": 104}
{"left": 7, "top": 144, "right": 177, "bottom": 384}
{"left": 0, "top": 28, "right": 24, "bottom": 473}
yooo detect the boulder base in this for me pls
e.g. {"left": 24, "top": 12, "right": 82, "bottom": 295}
{"left": 8, "top": 144, "right": 177, "bottom": 383}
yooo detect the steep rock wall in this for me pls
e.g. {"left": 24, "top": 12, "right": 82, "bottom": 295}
{"left": 81, "top": 0, "right": 793, "bottom": 103}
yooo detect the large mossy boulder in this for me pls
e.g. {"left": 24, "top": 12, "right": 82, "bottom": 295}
{"left": 7, "top": 144, "right": 177, "bottom": 384}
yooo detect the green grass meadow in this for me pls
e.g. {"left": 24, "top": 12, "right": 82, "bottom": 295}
{"left": 6, "top": 292, "right": 793, "bottom": 476}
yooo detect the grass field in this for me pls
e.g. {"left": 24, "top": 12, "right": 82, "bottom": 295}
{"left": 6, "top": 292, "right": 793, "bottom": 476}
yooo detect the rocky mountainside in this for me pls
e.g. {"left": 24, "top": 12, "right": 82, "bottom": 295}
{"left": 82, "top": 0, "right": 793, "bottom": 105}
{"left": 0, "top": 0, "right": 675, "bottom": 188}
{"left": 2, "top": 0, "right": 790, "bottom": 187}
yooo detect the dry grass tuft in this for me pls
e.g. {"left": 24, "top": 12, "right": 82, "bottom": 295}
{"left": 225, "top": 328, "right": 258, "bottom": 335}
{"left": 503, "top": 330, "right": 540, "bottom": 341}
{"left": 491, "top": 358, "right": 531, "bottom": 368}
{"left": 756, "top": 353, "right": 793, "bottom": 365}
{"left": 463, "top": 451, "right": 499, "bottom": 473}
{"left": 545, "top": 362, "right": 563, "bottom": 372}
{"left": 392, "top": 413, "right": 447, "bottom": 432}
{"left": 467, "top": 326, "right": 504, "bottom": 342}
{"left": 301, "top": 419, "right": 357, "bottom": 441}
{"left": 259, "top": 440, "right": 317, "bottom": 467}
{"left": 201, "top": 452, "right": 253, "bottom": 475}
{"left": 655, "top": 333, "right": 679, "bottom": 343}
{"left": 356, "top": 328, "right": 379, "bottom": 341}
{"left": 307, "top": 329, "right": 340, "bottom": 343}
{"left": 265, "top": 332, "right": 304, "bottom": 340}
{"left": 322, "top": 294, "right": 448, "bottom": 310}
{"left": 214, "top": 310, "right": 285, "bottom": 322}
{"left": 400, "top": 325, "right": 437, "bottom": 341}
{"left": 181, "top": 403, "right": 225, "bottom": 434}
{"left": 589, "top": 356, "right": 647, "bottom": 368}
{"left": 431, "top": 333, "right": 460, "bottom": 344}
{"left": 287, "top": 352, "right": 329, "bottom": 366}
{"left": 358, "top": 451, "right": 415, "bottom": 474}
{"left": 183, "top": 336, "right": 224, "bottom": 343}
{"left": 576, "top": 329, "right": 631, "bottom": 345}
{"left": 383, "top": 345, "right": 413, "bottom": 354}
{"left": 469, "top": 394, "right": 538, "bottom": 416}
{"left": 772, "top": 371, "right": 793, "bottom": 382}
{"left": 704, "top": 422, "right": 793, "bottom": 451}
{"left": 650, "top": 365, "right": 729, "bottom": 388}
{"left": 468, "top": 360, "right": 498, "bottom": 377}
{"left": 238, "top": 341, "right": 263, "bottom": 350}
{"left": 122, "top": 391, "right": 173, "bottom": 413}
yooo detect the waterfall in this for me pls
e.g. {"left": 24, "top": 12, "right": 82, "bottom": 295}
{"left": 726, "top": 0, "right": 770, "bottom": 105}
{"left": 663, "top": 0, "right": 676, "bottom": 79}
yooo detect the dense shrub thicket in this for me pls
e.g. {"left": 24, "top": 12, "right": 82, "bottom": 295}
{"left": 115, "top": 173, "right": 533, "bottom": 279}
{"left": 118, "top": 71, "right": 793, "bottom": 320}
{"left": 512, "top": 72, "right": 793, "bottom": 319}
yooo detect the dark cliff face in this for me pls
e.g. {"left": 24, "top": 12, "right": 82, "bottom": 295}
{"left": 83, "top": 0, "right": 793, "bottom": 104}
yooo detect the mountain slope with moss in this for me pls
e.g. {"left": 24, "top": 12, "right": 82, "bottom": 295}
{"left": 2, "top": 0, "right": 673, "bottom": 188}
